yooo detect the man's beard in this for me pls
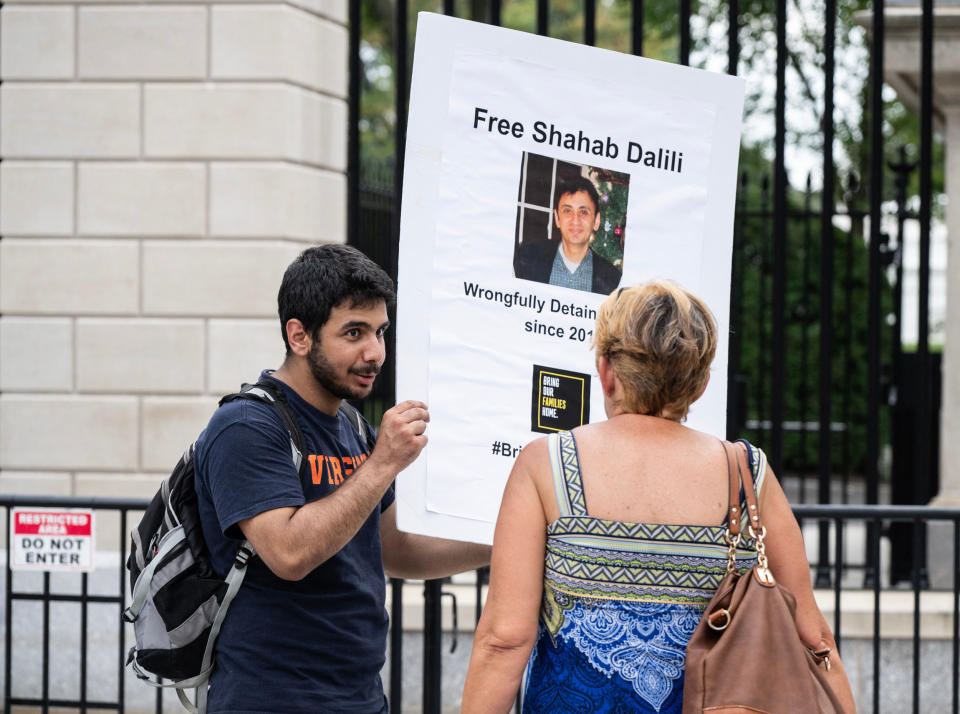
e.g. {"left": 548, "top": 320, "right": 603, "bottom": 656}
{"left": 307, "top": 341, "right": 380, "bottom": 401}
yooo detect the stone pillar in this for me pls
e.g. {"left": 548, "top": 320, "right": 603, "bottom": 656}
{"left": 935, "top": 107, "right": 960, "bottom": 506}
{"left": 0, "top": 0, "right": 349, "bottom": 539}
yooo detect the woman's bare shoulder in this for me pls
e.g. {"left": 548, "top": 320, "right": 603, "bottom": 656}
{"left": 513, "top": 436, "right": 552, "bottom": 489}
{"left": 514, "top": 434, "right": 550, "bottom": 473}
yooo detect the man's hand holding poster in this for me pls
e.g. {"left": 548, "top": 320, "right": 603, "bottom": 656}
{"left": 396, "top": 14, "right": 745, "bottom": 543}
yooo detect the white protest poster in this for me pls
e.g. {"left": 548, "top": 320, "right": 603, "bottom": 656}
{"left": 396, "top": 13, "right": 745, "bottom": 544}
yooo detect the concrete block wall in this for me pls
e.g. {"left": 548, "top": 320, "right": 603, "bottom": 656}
{"left": 0, "top": 0, "right": 349, "bottom": 534}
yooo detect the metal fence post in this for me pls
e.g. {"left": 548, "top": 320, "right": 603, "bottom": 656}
{"left": 422, "top": 579, "right": 443, "bottom": 714}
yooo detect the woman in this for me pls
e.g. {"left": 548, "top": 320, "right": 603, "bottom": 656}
{"left": 462, "top": 280, "right": 855, "bottom": 713}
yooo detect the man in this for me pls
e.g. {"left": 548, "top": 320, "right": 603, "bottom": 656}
{"left": 195, "top": 244, "right": 490, "bottom": 713}
{"left": 515, "top": 176, "right": 622, "bottom": 295}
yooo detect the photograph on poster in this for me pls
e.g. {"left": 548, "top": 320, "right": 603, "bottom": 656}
{"left": 513, "top": 151, "right": 627, "bottom": 296}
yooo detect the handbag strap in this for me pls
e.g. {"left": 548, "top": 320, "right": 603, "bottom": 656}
{"left": 731, "top": 440, "right": 775, "bottom": 585}
{"left": 720, "top": 442, "right": 743, "bottom": 572}
{"left": 734, "top": 441, "right": 763, "bottom": 535}
{"left": 720, "top": 440, "right": 771, "bottom": 581}
{"left": 722, "top": 442, "right": 742, "bottom": 539}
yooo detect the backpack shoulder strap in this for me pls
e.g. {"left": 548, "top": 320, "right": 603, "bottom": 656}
{"left": 219, "top": 380, "right": 307, "bottom": 473}
{"left": 338, "top": 401, "right": 377, "bottom": 452}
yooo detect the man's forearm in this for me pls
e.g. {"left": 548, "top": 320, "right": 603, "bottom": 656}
{"left": 284, "top": 458, "right": 396, "bottom": 571}
{"left": 383, "top": 530, "right": 491, "bottom": 580}
{"left": 241, "top": 455, "right": 398, "bottom": 580}
{"left": 241, "top": 400, "right": 429, "bottom": 580}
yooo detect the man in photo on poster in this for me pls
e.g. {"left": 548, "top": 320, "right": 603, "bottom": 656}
{"left": 514, "top": 175, "right": 622, "bottom": 295}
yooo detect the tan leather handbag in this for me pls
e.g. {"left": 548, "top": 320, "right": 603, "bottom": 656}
{"left": 682, "top": 441, "right": 846, "bottom": 714}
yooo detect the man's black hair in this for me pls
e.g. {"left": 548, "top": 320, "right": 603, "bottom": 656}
{"left": 278, "top": 244, "right": 396, "bottom": 353}
{"left": 554, "top": 176, "right": 601, "bottom": 213}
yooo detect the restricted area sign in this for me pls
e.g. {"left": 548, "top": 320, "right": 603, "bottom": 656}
{"left": 11, "top": 508, "right": 95, "bottom": 571}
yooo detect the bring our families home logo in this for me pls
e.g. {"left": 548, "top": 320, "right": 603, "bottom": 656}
{"left": 531, "top": 364, "right": 592, "bottom": 434}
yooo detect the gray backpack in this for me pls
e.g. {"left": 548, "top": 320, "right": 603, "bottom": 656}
{"left": 123, "top": 381, "right": 370, "bottom": 713}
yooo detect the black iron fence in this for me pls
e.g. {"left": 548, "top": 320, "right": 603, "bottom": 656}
{"left": 347, "top": 0, "right": 945, "bottom": 565}
{"left": 3, "top": 495, "right": 959, "bottom": 713}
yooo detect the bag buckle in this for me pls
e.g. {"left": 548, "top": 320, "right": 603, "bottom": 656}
{"left": 753, "top": 565, "right": 776, "bottom": 586}
{"left": 707, "top": 608, "right": 731, "bottom": 631}
{"left": 810, "top": 646, "right": 832, "bottom": 671}
{"left": 234, "top": 545, "right": 254, "bottom": 569}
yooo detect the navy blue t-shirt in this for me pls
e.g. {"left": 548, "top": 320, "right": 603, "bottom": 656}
{"left": 195, "top": 372, "right": 394, "bottom": 714}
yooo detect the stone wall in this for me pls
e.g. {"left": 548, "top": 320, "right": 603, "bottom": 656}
{"left": 0, "top": 0, "right": 349, "bottom": 539}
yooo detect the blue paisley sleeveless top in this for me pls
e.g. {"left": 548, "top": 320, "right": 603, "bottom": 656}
{"left": 522, "top": 431, "right": 767, "bottom": 713}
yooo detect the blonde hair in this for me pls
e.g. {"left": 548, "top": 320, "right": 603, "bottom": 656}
{"left": 593, "top": 280, "right": 717, "bottom": 420}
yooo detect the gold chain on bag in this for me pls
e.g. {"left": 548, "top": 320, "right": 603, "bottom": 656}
{"left": 750, "top": 524, "right": 775, "bottom": 585}
{"left": 723, "top": 531, "right": 740, "bottom": 573}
